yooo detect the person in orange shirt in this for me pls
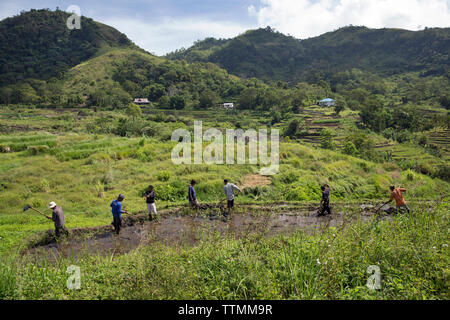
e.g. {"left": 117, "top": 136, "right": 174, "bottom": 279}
{"left": 387, "top": 186, "right": 410, "bottom": 213}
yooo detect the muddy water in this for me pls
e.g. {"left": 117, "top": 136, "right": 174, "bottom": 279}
{"left": 26, "top": 209, "right": 378, "bottom": 262}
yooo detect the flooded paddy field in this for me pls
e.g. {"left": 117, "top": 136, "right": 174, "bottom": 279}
{"left": 24, "top": 203, "right": 394, "bottom": 263}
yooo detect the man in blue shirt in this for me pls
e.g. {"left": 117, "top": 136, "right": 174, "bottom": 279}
{"left": 188, "top": 180, "right": 199, "bottom": 215}
{"left": 110, "top": 194, "right": 128, "bottom": 234}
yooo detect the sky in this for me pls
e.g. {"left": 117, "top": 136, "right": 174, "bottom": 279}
{"left": 1, "top": 0, "right": 449, "bottom": 55}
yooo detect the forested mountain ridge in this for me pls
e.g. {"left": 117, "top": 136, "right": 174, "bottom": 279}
{"left": 0, "top": 9, "right": 136, "bottom": 85}
{"left": 167, "top": 26, "right": 450, "bottom": 83}
{"left": 0, "top": 10, "right": 249, "bottom": 109}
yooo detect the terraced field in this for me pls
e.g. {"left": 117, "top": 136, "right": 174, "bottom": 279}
{"left": 428, "top": 127, "right": 450, "bottom": 160}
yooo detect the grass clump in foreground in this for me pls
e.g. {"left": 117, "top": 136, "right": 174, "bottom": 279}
{"left": 1, "top": 201, "right": 448, "bottom": 300}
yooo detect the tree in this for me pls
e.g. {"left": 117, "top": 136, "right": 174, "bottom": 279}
{"left": 284, "top": 119, "right": 300, "bottom": 138}
{"left": 343, "top": 140, "right": 357, "bottom": 155}
{"left": 126, "top": 102, "right": 142, "bottom": 121}
{"left": 334, "top": 104, "right": 345, "bottom": 115}
{"left": 169, "top": 95, "right": 186, "bottom": 110}
{"left": 345, "top": 131, "right": 376, "bottom": 160}
{"left": 198, "top": 89, "right": 219, "bottom": 108}
{"left": 334, "top": 96, "right": 347, "bottom": 115}
{"left": 237, "top": 87, "right": 259, "bottom": 109}
{"left": 157, "top": 95, "right": 170, "bottom": 109}
{"left": 271, "top": 111, "right": 281, "bottom": 125}
{"left": 320, "top": 128, "right": 335, "bottom": 149}
{"left": 439, "top": 95, "right": 450, "bottom": 109}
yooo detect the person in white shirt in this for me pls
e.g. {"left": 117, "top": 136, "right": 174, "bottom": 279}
{"left": 223, "top": 179, "right": 241, "bottom": 216}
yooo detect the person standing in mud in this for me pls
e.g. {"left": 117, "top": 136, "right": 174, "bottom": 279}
{"left": 110, "top": 194, "right": 128, "bottom": 235}
{"left": 48, "top": 201, "right": 69, "bottom": 238}
{"left": 318, "top": 184, "right": 331, "bottom": 216}
{"left": 145, "top": 185, "right": 157, "bottom": 221}
{"left": 188, "top": 180, "right": 199, "bottom": 215}
{"left": 387, "top": 186, "right": 410, "bottom": 214}
{"left": 223, "top": 179, "right": 241, "bottom": 216}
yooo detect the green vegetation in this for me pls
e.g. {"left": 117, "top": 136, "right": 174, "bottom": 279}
{"left": 1, "top": 202, "right": 448, "bottom": 299}
{"left": 0, "top": 106, "right": 448, "bottom": 256}
{"left": 0, "top": 9, "right": 134, "bottom": 86}
{"left": 0, "top": 9, "right": 448, "bottom": 300}
{"left": 168, "top": 26, "right": 450, "bottom": 83}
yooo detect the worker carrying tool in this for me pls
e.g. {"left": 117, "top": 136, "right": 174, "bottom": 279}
{"left": 110, "top": 194, "right": 129, "bottom": 235}
{"left": 380, "top": 186, "right": 410, "bottom": 214}
{"left": 223, "top": 179, "right": 241, "bottom": 216}
{"left": 23, "top": 202, "right": 69, "bottom": 238}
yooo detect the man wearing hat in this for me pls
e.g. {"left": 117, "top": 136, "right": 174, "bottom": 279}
{"left": 48, "top": 201, "right": 69, "bottom": 238}
{"left": 110, "top": 194, "right": 129, "bottom": 234}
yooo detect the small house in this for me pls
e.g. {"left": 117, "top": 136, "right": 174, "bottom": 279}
{"left": 133, "top": 98, "right": 150, "bottom": 106}
{"left": 318, "top": 98, "right": 336, "bottom": 107}
{"left": 223, "top": 103, "right": 234, "bottom": 109}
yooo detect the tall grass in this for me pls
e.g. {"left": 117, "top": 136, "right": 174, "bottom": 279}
{"left": 0, "top": 202, "right": 447, "bottom": 300}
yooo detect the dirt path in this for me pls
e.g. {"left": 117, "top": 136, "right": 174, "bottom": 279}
{"left": 24, "top": 203, "right": 390, "bottom": 263}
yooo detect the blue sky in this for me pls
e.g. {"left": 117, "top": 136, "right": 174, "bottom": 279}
{"left": 1, "top": 0, "right": 449, "bottom": 55}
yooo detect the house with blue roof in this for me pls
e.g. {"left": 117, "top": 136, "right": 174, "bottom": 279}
{"left": 318, "top": 98, "right": 336, "bottom": 107}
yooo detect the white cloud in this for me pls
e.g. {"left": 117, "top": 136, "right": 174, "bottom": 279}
{"left": 100, "top": 17, "right": 250, "bottom": 55}
{"left": 250, "top": 0, "right": 450, "bottom": 39}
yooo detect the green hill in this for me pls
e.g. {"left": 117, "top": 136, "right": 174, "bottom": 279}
{"left": 0, "top": 9, "right": 253, "bottom": 108}
{"left": 0, "top": 9, "right": 136, "bottom": 86}
{"left": 167, "top": 26, "right": 450, "bottom": 83}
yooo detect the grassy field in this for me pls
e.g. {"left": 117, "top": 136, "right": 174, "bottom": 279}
{"left": 0, "top": 105, "right": 448, "bottom": 299}
{"left": 1, "top": 201, "right": 448, "bottom": 299}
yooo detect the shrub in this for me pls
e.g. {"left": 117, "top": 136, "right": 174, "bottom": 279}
{"left": 357, "top": 161, "right": 371, "bottom": 173}
{"left": 95, "top": 180, "right": 105, "bottom": 198}
{"left": 134, "top": 145, "right": 156, "bottom": 162}
{"left": 279, "top": 170, "right": 299, "bottom": 184}
{"left": 85, "top": 152, "right": 111, "bottom": 165}
{"left": 27, "top": 145, "right": 50, "bottom": 155}
{"left": 343, "top": 141, "right": 357, "bottom": 156}
{"left": 101, "top": 171, "right": 114, "bottom": 190}
{"left": 157, "top": 170, "right": 171, "bottom": 182}
{"left": 433, "top": 164, "right": 450, "bottom": 182}
{"left": 285, "top": 182, "right": 320, "bottom": 201}
{"left": 40, "top": 179, "right": 50, "bottom": 193}
{"left": 320, "top": 128, "right": 335, "bottom": 150}
{"left": 156, "top": 180, "right": 186, "bottom": 201}
{"left": 407, "top": 171, "right": 414, "bottom": 181}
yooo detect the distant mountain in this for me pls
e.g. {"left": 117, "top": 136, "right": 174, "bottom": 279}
{"left": 167, "top": 26, "right": 450, "bottom": 83}
{"left": 1, "top": 9, "right": 448, "bottom": 114}
{"left": 0, "top": 9, "right": 136, "bottom": 85}
{"left": 0, "top": 9, "right": 248, "bottom": 108}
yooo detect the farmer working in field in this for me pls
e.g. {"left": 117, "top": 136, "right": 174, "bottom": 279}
{"left": 318, "top": 184, "right": 331, "bottom": 216}
{"left": 223, "top": 179, "right": 241, "bottom": 216}
{"left": 110, "top": 194, "right": 129, "bottom": 234}
{"left": 145, "top": 185, "right": 157, "bottom": 221}
{"left": 48, "top": 201, "right": 69, "bottom": 238}
{"left": 386, "top": 186, "right": 410, "bottom": 214}
{"left": 188, "top": 180, "right": 199, "bottom": 215}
